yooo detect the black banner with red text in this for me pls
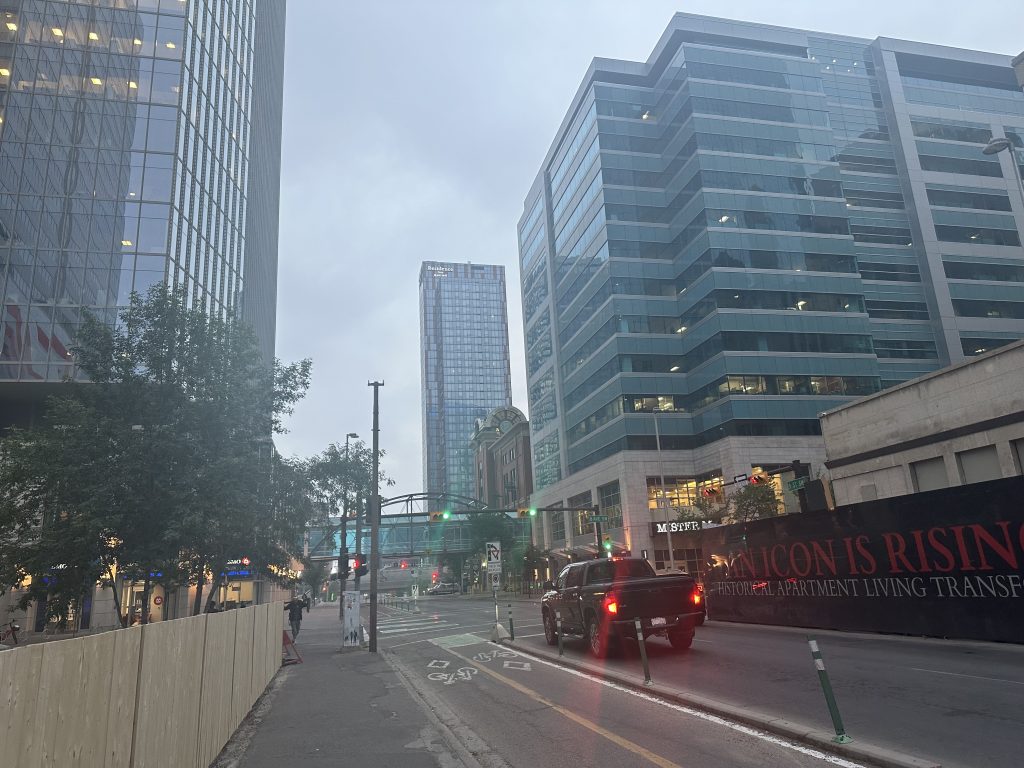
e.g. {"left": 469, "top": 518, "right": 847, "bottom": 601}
{"left": 701, "top": 476, "right": 1024, "bottom": 642}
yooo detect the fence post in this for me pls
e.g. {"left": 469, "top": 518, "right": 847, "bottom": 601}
{"left": 507, "top": 603, "right": 515, "bottom": 641}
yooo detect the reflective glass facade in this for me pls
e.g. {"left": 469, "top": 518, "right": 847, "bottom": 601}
{"left": 520, "top": 14, "right": 1024, "bottom": 491}
{"left": 420, "top": 261, "right": 512, "bottom": 500}
{"left": 0, "top": 0, "right": 284, "bottom": 412}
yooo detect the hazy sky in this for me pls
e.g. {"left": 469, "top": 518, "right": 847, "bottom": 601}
{"left": 273, "top": 0, "right": 1024, "bottom": 499}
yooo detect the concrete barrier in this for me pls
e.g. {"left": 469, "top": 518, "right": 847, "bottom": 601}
{"left": 0, "top": 603, "right": 282, "bottom": 768}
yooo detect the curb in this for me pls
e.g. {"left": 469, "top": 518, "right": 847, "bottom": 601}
{"left": 505, "top": 640, "right": 940, "bottom": 768}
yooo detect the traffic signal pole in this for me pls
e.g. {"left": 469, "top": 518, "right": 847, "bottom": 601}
{"left": 368, "top": 380, "right": 383, "bottom": 653}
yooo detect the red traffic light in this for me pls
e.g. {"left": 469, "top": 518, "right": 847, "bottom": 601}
{"left": 432, "top": 571, "right": 439, "bottom": 581}
{"left": 400, "top": 560, "right": 408, "bottom": 569}
{"left": 700, "top": 486, "right": 721, "bottom": 497}
{"left": 352, "top": 556, "right": 362, "bottom": 568}
{"left": 749, "top": 474, "right": 768, "bottom": 485}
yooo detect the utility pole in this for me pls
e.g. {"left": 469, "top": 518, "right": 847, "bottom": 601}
{"left": 368, "top": 381, "right": 383, "bottom": 653}
{"left": 339, "top": 432, "right": 358, "bottom": 621}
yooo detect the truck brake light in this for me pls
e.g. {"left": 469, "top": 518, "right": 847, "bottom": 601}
{"left": 693, "top": 592, "right": 702, "bottom": 606}
{"left": 602, "top": 594, "right": 618, "bottom": 614}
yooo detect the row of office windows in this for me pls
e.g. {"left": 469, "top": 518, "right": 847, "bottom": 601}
{"left": 567, "top": 374, "right": 879, "bottom": 443}
{"left": 568, "top": 420, "right": 823, "bottom": 476}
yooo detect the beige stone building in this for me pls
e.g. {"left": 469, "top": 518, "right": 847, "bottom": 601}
{"left": 821, "top": 340, "right": 1024, "bottom": 506}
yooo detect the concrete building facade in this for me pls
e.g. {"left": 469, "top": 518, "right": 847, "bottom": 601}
{"left": 821, "top": 339, "right": 1024, "bottom": 506}
{"left": 469, "top": 405, "right": 532, "bottom": 511}
{"left": 517, "top": 13, "right": 1024, "bottom": 563}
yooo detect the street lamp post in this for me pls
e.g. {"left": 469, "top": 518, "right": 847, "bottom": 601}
{"left": 338, "top": 432, "right": 358, "bottom": 621}
{"left": 983, "top": 137, "right": 1024, "bottom": 214}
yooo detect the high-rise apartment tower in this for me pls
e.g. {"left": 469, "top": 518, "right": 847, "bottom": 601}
{"left": 420, "top": 261, "right": 512, "bottom": 501}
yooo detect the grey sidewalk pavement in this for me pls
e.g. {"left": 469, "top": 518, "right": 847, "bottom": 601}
{"left": 213, "top": 604, "right": 462, "bottom": 768}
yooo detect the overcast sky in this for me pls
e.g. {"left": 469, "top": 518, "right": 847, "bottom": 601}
{"left": 273, "top": 0, "right": 1024, "bottom": 500}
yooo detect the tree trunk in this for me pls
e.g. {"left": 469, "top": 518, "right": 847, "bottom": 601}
{"left": 204, "top": 560, "right": 226, "bottom": 612}
{"left": 106, "top": 565, "right": 128, "bottom": 628}
{"left": 140, "top": 574, "right": 151, "bottom": 624}
{"left": 192, "top": 564, "right": 205, "bottom": 616}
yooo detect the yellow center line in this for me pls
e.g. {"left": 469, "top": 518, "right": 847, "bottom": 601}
{"left": 444, "top": 646, "right": 684, "bottom": 768}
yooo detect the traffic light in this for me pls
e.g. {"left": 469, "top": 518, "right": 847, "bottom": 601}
{"left": 529, "top": 507, "right": 537, "bottom": 517}
{"left": 429, "top": 511, "right": 444, "bottom": 522}
{"left": 400, "top": 560, "right": 408, "bottom": 569}
{"left": 749, "top": 473, "right": 769, "bottom": 485}
{"left": 602, "top": 534, "right": 613, "bottom": 553}
{"left": 352, "top": 556, "right": 368, "bottom": 579}
{"left": 442, "top": 509, "right": 451, "bottom": 520}
{"left": 700, "top": 486, "right": 722, "bottom": 498}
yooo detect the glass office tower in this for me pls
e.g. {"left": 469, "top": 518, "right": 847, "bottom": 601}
{"left": 0, "top": 0, "right": 285, "bottom": 424}
{"left": 519, "top": 13, "right": 1024, "bottom": 557}
{"left": 420, "top": 261, "right": 512, "bottom": 501}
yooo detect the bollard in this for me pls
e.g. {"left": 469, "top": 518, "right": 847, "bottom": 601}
{"left": 556, "top": 610, "right": 564, "bottom": 657}
{"left": 807, "top": 638, "right": 853, "bottom": 744}
{"left": 634, "top": 618, "right": 652, "bottom": 685}
{"left": 508, "top": 603, "right": 515, "bottom": 641}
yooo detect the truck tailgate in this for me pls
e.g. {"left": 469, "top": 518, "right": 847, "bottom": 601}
{"left": 614, "top": 577, "right": 696, "bottom": 619}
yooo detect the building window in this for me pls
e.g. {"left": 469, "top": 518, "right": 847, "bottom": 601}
{"left": 910, "top": 456, "right": 948, "bottom": 492}
{"left": 549, "top": 508, "right": 566, "bottom": 544}
{"left": 956, "top": 445, "right": 1002, "bottom": 485}
{"left": 569, "top": 490, "right": 593, "bottom": 536}
{"left": 1012, "top": 440, "right": 1024, "bottom": 475}
{"left": 597, "top": 481, "right": 622, "bottom": 530}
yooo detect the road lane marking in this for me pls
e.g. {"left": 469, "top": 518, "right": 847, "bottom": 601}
{"left": 911, "top": 667, "right": 1024, "bottom": 686}
{"left": 516, "top": 633, "right": 545, "bottom": 639}
{"left": 427, "top": 659, "right": 450, "bottom": 669}
{"left": 505, "top": 645, "right": 867, "bottom": 768}
{"left": 443, "top": 646, "right": 685, "bottom": 768}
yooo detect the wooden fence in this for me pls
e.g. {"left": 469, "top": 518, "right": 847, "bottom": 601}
{"left": 0, "top": 602, "right": 282, "bottom": 767}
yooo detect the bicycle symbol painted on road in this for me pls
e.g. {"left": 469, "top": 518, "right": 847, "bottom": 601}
{"left": 427, "top": 667, "right": 478, "bottom": 685}
{"left": 472, "top": 650, "right": 519, "bottom": 663}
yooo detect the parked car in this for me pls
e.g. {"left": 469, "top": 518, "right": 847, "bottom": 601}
{"left": 426, "top": 582, "right": 458, "bottom": 595}
{"left": 541, "top": 558, "right": 704, "bottom": 657}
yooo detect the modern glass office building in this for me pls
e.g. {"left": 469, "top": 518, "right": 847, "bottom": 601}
{"left": 420, "top": 261, "right": 512, "bottom": 501}
{"left": 0, "top": 0, "right": 286, "bottom": 425}
{"left": 518, "top": 13, "right": 1024, "bottom": 559}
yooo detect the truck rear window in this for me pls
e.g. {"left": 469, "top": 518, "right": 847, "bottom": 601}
{"left": 586, "top": 559, "right": 656, "bottom": 584}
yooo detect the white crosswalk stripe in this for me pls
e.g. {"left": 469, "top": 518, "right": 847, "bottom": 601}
{"left": 376, "top": 614, "right": 458, "bottom": 636}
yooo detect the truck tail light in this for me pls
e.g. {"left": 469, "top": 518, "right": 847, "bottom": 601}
{"left": 692, "top": 592, "right": 702, "bottom": 606}
{"left": 602, "top": 594, "right": 618, "bottom": 614}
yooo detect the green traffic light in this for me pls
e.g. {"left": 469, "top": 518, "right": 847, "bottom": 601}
{"left": 529, "top": 508, "right": 537, "bottom": 517}
{"left": 442, "top": 510, "right": 451, "bottom": 520}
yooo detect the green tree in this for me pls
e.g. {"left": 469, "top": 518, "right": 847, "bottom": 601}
{"left": 300, "top": 558, "right": 330, "bottom": 603}
{"left": 725, "top": 483, "right": 781, "bottom": 524}
{"left": 676, "top": 493, "right": 729, "bottom": 525}
{"left": 0, "top": 287, "right": 315, "bottom": 625}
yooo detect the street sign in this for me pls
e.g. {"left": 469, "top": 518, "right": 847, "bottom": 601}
{"left": 486, "top": 541, "right": 501, "bottom": 564}
{"left": 486, "top": 541, "right": 501, "bottom": 575}
{"left": 490, "top": 572, "right": 501, "bottom": 589}
{"left": 588, "top": 514, "right": 608, "bottom": 523}
{"left": 788, "top": 478, "right": 807, "bottom": 492}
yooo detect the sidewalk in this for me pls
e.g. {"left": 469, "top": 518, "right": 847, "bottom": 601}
{"left": 213, "top": 604, "right": 462, "bottom": 768}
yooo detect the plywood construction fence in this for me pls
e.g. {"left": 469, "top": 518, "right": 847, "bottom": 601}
{"left": 0, "top": 602, "right": 283, "bottom": 768}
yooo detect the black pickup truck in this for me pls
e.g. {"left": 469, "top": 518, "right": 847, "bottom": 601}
{"left": 541, "top": 558, "right": 704, "bottom": 657}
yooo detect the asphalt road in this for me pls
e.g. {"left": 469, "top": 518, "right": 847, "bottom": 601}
{"left": 376, "top": 595, "right": 1024, "bottom": 768}
{"left": 374, "top": 596, "right": 871, "bottom": 768}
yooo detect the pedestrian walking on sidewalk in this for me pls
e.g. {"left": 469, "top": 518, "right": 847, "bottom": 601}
{"left": 285, "top": 597, "right": 305, "bottom": 640}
